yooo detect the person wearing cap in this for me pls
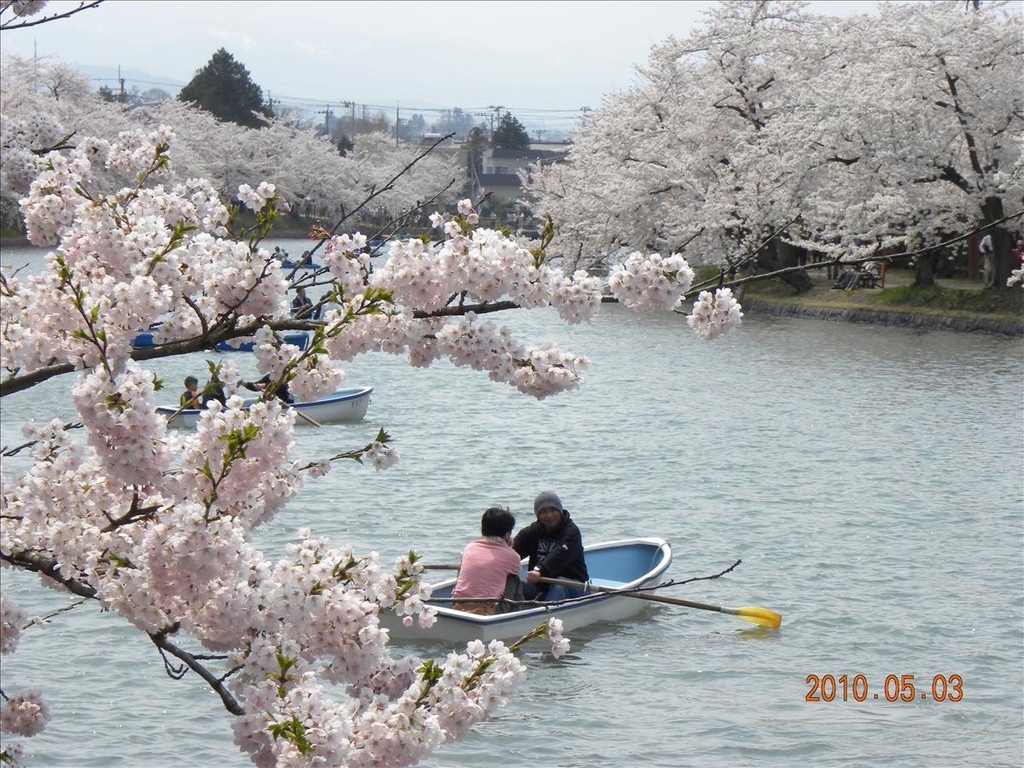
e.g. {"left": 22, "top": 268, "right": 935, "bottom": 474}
{"left": 451, "top": 505, "right": 525, "bottom": 615}
{"left": 513, "top": 491, "right": 589, "bottom": 602}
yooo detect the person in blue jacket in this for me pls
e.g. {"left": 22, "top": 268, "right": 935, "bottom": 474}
{"left": 513, "top": 491, "right": 589, "bottom": 601}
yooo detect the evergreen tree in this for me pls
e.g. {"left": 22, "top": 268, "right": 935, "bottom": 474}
{"left": 96, "top": 84, "right": 119, "bottom": 103}
{"left": 178, "top": 48, "right": 271, "bottom": 129}
{"left": 492, "top": 111, "right": 530, "bottom": 150}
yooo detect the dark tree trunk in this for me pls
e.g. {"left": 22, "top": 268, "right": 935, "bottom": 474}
{"left": 760, "top": 239, "right": 813, "bottom": 294}
{"left": 914, "top": 256, "right": 936, "bottom": 287}
{"left": 981, "top": 196, "right": 1013, "bottom": 290}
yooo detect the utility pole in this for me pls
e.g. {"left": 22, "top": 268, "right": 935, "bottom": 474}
{"left": 487, "top": 104, "right": 504, "bottom": 134}
{"left": 342, "top": 100, "right": 356, "bottom": 137}
{"left": 395, "top": 102, "right": 400, "bottom": 147}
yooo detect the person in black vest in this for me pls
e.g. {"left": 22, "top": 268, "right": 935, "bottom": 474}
{"left": 513, "top": 491, "right": 588, "bottom": 601}
{"left": 200, "top": 374, "right": 226, "bottom": 408}
{"left": 241, "top": 374, "right": 294, "bottom": 404}
{"left": 291, "top": 286, "right": 314, "bottom": 318}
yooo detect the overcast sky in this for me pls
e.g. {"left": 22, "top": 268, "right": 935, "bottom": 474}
{"left": 3, "top": 0, "right": 882, "bottom": 134}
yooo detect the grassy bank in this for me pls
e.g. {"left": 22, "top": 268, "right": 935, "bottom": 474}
{"left": 744, "top": 268, "right": 1023, "bottom": 323}
{"left": 741, "top": 268, "right": 1023, "bottom": 335}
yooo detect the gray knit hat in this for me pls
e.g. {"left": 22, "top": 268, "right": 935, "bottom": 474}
{"left": 534, "top": 491, "right": 563, "bottom": 516}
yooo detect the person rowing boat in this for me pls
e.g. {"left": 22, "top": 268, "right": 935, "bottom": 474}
{"left": 513, "top": 491, "right": 589, "bottom": 602}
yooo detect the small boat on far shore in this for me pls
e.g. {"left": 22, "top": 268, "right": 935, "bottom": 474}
{"left": 157, "top": 386, "right": 372, "bottom": 428}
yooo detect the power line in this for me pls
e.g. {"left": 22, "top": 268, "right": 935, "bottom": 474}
{"left": 100, "top": 74, "right": 590, "bottom": 134}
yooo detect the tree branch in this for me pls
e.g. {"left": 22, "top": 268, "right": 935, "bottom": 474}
{"left": 3, "top": 548, "right": 245, "bottom": 716}
{"left": 0, "top": 1, "right": 104, "bottom": 30}
{"left": 0, "top": 549, "right": 97, "bottom": 599}
{"left": 148, "top": 628, "right": 244, "bottom": 716}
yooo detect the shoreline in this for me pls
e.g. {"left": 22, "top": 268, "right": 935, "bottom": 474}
{"left": 5, "top": 235, "right": 1021, "bottom": 336}
{"left": 741, "top": 298, "right": 1024, "bottom": 337}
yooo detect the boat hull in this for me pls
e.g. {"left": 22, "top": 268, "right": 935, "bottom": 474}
{"left": 157, "top": 386, "right": 372, "bottom": 428}
{"left": 381, "top": 537, "right": 672, "bottom": 644}
{"left": 132, "top": 331, "right": 310, "bottom": 351}
{"left": 215, "top": 332, "right": 309, "bottom": 352}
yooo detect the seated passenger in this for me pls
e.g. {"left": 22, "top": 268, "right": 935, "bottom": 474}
{"left": 180, "top": 376, "right": 201, "bottom": 409}
{"left": 452, "top": 505, "right": 525, "bottom": 615}
{"left": 200, "top": 374, "right": 226, "bottom": 408}
{"left": 835, "top": 266, "right": 859, "bottom": 290}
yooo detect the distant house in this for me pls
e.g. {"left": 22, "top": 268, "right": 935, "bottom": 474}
{"left": 475, "top": 147, "right": 569, "bottom": 209}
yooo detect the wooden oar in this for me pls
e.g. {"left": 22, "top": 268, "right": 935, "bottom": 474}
{"left": 537, "top": 576, "right": 782, "bottom": 628}
{"left": 237, "top": 378, "right": 322, "bottom": 427}
{"left": 290, "top": 406, "right": 323, "bottom": 428}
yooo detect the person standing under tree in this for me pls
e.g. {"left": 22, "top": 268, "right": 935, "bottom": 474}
{"left": 980, "top": 232, "right": 995, "bottom": 288}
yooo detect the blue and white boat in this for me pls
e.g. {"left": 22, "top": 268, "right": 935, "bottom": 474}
{"left": 281, "top": 258, "right": 322, "bottom": 270}
{"left": 132, "top": 329, "right": 310, "bottom": 352}
{"left": 382, "top": 537, "right": 672, "bottom": 644}
{"left": 157, "top": 386, "right": 372, "bottom": 428}
{"left": 215, "top": 332, "right": 310, "bottom": 352}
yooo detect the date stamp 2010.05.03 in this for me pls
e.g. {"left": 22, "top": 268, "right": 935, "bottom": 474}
{"left": 805, "top": 674, "right": 964, "bottom": 703}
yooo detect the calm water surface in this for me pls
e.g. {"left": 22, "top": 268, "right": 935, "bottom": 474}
{"left": 1, "top": 240, "right": 1022, "bottom": 767}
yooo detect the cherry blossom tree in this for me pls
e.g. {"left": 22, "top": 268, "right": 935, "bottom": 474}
{"left": 795, "top": 0, "right": 1024, "bottom": 286}
{"left": 525, "top": 0, "right": 1023, "bottom": 290}
{"left": 526, "top": 1, "right": 839, "bottom": 288}
{"left": 1, "top": 55, "right": 458, "bottom": 232}
{"left": 0, "top": 118, "right": 741, "bottom": 767}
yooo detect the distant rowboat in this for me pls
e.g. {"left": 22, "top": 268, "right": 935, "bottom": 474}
{"left": 132, "top": 330, "right": 310, "bottom": 351}
{"left": 157, "top": 386, "right": 372, "bottom": 428}
{"left": 215, "top": 332, "right": 309, "bottom": 352}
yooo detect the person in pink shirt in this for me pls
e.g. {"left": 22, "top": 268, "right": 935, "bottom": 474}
{"left": 452, "top": 506, "right": 525, "bottom": 615}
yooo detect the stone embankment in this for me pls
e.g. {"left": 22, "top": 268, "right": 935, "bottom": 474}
{"left": 741, "top": 299, "right": 1024, "bottom": 336}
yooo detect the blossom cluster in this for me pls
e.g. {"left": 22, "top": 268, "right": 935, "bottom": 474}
{"left": 0, "top": 689, "right": 51, "bottom": 737}
{"left": 4, "top": 1, "right": 49, "bottom": 19}
{"left": 1, "top": 128, "right": 740, "bottom": 767}
{"left": 608, "top": 251, "right": 695, "bottom": 311}
{"left": 687, "top": 288, "right": 744, "bottom": 340}
{"left": 0, "top": 593, "right": 25, "bottom": 655}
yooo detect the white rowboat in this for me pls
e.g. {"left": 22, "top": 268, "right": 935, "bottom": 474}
{"left": 157, "top": 386, "right": 372, "bottom": 428}
{"left": 382, "top": 537, "right": 672, "bottom": 644}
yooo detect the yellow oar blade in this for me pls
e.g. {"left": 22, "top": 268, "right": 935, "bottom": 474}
{"left": 725, "top": 606, "right": 783, "bottom": 628}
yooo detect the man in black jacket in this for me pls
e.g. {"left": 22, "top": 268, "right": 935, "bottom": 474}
{"left": 513, "top": 491, "right": 588, "bottom": 601}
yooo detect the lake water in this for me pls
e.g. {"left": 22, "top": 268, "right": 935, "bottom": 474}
{"left": 1, "top": 239, "right": 1022, "bottom": 767}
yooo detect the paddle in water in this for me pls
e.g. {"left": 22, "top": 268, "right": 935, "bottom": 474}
{"left": 537, "top": 576, "right": 782, "bottom": 628}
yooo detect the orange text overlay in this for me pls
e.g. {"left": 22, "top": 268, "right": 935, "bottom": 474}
{"left": 805, "top": 674, "right": 964, "bottom": 703}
